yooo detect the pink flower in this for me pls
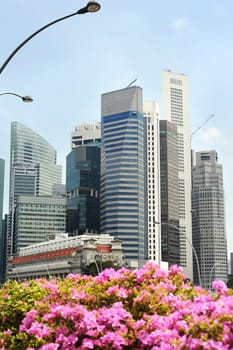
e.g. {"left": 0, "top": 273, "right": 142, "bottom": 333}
{"left": 212, "top": 280, "right": 228, "bottom": 295}
{"left": 20, "top": 309, "right": 39, "bottom": 331}
{"left": 27, "top": 321, "right": 52, "bottom": 338}
{"left": 39, "top": 344, "right": 59, "bottom": 350}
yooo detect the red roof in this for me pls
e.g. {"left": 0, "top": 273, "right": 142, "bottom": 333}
{"left": 11, "top": 246, "right": 81, "bottom": 265}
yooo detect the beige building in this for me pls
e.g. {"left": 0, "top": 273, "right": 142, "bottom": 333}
{"left": 162, "top": 70, "right": 193, "bottom": 279}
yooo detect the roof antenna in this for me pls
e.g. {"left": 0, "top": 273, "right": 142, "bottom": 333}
{"left": 127, "top": 78, "right": 137, "bottom": 88}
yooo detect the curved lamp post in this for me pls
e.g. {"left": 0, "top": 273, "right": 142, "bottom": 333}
{"left": 154, "top": 221, "right": 202, "bottom": 287}
{"left": 209, "top": 263, "right": 222, "bottom": 290}
{"left": 95, "top": 253, "right": 103, "bottom": 273}
{"left": 0, "top": 1, "right": 101, "bottom": 75}
{"left": 0, "top": 91, "right": 33, "bottom": 102}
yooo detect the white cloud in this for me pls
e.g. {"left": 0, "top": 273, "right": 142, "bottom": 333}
{"left": 196, "top": 126, "right": 233, "bottom": 147}
{"left": 170, "top": 17, "right": 189, "bottom": 31}
{"left": 201, "top": 126, "right": 222, "bottom": 141}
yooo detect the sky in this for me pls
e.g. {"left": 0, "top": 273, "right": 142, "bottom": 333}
{"left": 1, "top": 0, "right": 233, "bottom": 254}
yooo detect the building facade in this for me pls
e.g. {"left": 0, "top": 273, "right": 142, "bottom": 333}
{"left": 7, "top": 234, "right": 124, "bottom": 280}
{"left": 160, "top": 120, "right": 180, "bottom": 265}
{"left": 71, "top": 122, "right": 101, "bottom": 148}
{"left": 66, "top": 144, "right": 101, "bottom": 235}
{"left": 0, "top": 159, "right": 5, "bottom": 284}
{"left": 14, "top": 195, "right": 67, "bottom": 253}
{"left": 192, "top": 150, "right": 227, "bottom": 288}
{"left": 101, "top": 86, "right": 145, "bottom": 268}
{"left": 143, "top": 101, "right": 161, "bottom": 263}
{"left": 162, "top": 70, "right": 193, "bottom": 279}
{"left": 8, "top": 122, "right": 62, "bottom": 256}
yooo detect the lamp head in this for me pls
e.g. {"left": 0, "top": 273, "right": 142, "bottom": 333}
{"left": 77, "top": 1, "right": 101, "bottom": 14}
{"left": 87, "top": 1, "right": 101, "bottom": 12}
{"left": 22, "top": 95, "right": 33, "bottom": 102}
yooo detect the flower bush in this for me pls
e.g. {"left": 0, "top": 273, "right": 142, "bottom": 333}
{"left": 0, "top": 262, "right": 233, "bottom": 349}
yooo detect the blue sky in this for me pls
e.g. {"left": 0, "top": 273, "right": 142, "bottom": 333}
{"left": 1, "top": 0, "right": 233, "bottom": 254}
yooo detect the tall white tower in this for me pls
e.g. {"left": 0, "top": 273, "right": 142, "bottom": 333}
{"left": 143, "top": 101, "right": 161, "bottom": 264}
{"left": 162, "top": 70, "right": 193, "bottom": 279}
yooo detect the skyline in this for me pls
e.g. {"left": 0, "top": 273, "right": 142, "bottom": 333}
{"left": 1, "top": 0, "right": 233, "bottom": 254}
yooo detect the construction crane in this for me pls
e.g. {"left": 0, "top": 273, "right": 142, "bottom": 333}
{"left": 190, "top": 114, "right": 215, "bottom": 140}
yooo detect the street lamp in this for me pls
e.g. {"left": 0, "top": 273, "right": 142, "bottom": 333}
{"left": 95, "top": 254, "right": 103, "bottom": 273}
{"left": 209, "top": 263, "right": 222, "bottom": 290}
{"left": 0, "top": 91, "right": 33, "bottom": 102}
{"left": 0, "top": 1, "right": 101, "bottom": 75}
{"left": 93, "top": 258, "right": 100, "bottom": 274}
{"left": 154, "top": 221, "right": 202, "bottom": 287}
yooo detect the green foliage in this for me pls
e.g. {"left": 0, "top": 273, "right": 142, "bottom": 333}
{"left": 0, "top": 279, "right": 47, "bottom": 349}
{"left": 0, "top": 264, "right": 232, "bottom": 349}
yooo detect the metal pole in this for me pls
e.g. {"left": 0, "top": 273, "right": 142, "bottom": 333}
{"left": 167, "top": 222, "right": 202, "bottom": 287}
{"left": 209, "top": 263, "right": 221, "bottom": 290}
{"left": 0, "top": 91, "right": 33, "bottom": 102}
{"left": 155, "top": 221, "right": 202, "bottom": 287}
{"left": 93, "top": 259, "right": 100, "bottom": 274}
{"left": 0, "top": 2, "right": 101, "bottom": 75}
{"left": 185, "top": 235, "right": 202, "bottom": 287}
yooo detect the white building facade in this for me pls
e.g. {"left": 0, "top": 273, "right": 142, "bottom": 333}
{"left": 162, "top": 70, "right": 193, "bottom": 279}
{"left": 143, "top": 101, "right": 161, "bottom": 264}
{"left": 71, "top": 122, "right": 101, "bottom": 148}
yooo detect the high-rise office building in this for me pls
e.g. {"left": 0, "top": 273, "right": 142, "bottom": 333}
{"left": 71, "top": 122, "right": 101, "bottom": 148}
{"left": 162, "top": 70, "right": 193, "bottom": 279}
{"left": 0, "top": 159, "right": 4, "bottom": 220}
{"left": 66, "top": 143, "right": 100, "bottom": 235}
{"left": 231, "top": 252, "right": 233, "bottom": 275}
{"left": 8, "top": 121, "right": 62, "bottom": 256}
{"left": 52, "top": 184, "right": 66, "bottom": 197}
{"left": 101, "top": 86, "right": 145, "bottom": 268}
{"left": 159, "top": 120, "right": 180, "bottom": 265}
{"left": 14, "top": 195, "right": 66, "bottom": 253}
{"left": 0, "top": 159, "right": 5, "bottom": 283}
{"left": 143, "top": 101, "right": 161, "bottom": 263}
{"left": 1, "top": 214, "right": 7, "bottom": 283}
{"left": 192, "top": 150, "right": 227, "bottom": 289}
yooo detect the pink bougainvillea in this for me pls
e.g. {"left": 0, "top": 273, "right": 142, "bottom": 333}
{"left": 0, "top": 262, "right": 233, "bottom": 349}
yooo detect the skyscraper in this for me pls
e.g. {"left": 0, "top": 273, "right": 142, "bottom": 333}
{"left": 71, "top": 122, "right": 101, "bottom": 148}
{"left": 8, "top": 122, "right": 62, "bottom": 256}
{"left": 159, "top": 120, "right": 180, "bottom": 265}
{"left": 162, "top": 70, "right": 193, "bottom": 279}
{"left": 192, "top": 150, "right": 227, "bottom": 289}
{"left": 143, "top": 101, "right": 161, "bottom": 263}
{"left": 14, "top": 195, "right": 66, "bottom": 252}
{"left": 101, "top": 86, "right": 145, "bottom": 268}
{"left": 66, "top": 144, "right": 101, "bottom": 235}
{"left": 0, "top": 159, "right": 5, "bottom": 283}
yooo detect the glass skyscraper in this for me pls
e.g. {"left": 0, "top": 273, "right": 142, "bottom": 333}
{"left": 0, "top": 159, "right": 5, "bottom": 283}
{"left": 10, "top": 122, "right": 62, "bottom": 198}
{"left": 66, "top": 144, "right": 100, "bottom": 235}
{"left": 8, "top": 122, "right": 62, "bottom": 256}
{"left": 160, "top": 120, "right": 180, "bottom": 265}
{"left": 101, "top": 86, "right": 145, "bottom": 268}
